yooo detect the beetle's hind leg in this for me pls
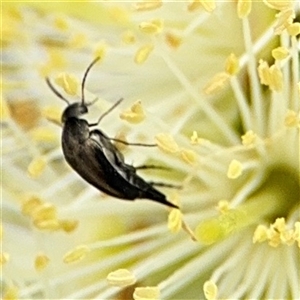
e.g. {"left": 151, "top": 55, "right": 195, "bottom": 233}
{"left": 148, "top": 181, "right": 182, "bottom": 189}
{"left": 135, "top": 165, "right": 170, "bottom": 171}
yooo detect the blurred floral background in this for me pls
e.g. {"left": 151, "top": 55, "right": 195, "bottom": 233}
{"left": 1, "top": 1, "right": 299, "bottom": 299}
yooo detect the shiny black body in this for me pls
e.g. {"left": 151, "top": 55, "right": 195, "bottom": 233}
{"left": 46, "top": 58, "right": 178, "bottom": 208}
{"left": 61, "top": 110, "right": 177, "bottom": 208}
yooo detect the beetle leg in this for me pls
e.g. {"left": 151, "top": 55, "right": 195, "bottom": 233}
{"left": 148, "top": 181, "right": 182, "bottom": 189}
{"left": 105, "top": 137, "right": 157, "bottom": 147}
{"left": 88, "top": 98, "right": 124, "bottom": 127}
{"left": 135, "top": 165, "right": 170, "bottom": 171}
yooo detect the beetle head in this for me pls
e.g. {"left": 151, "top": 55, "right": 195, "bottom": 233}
{"left": 46, "top": 57, "right": 101, "bottom": 123}
{"left": 62, "top": 102, "right": 88, "bottom": 123}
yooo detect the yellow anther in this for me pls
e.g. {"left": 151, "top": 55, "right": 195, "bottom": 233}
{"left": 203, "top": 72, "right": 230, "bottom": 95}
{"left": 55, "top": 73, "right": 79, "bottom": 96}
{"left": 134, "top": 44, "right": 154, "bottom": 64}
{"left": 287, "top": 22, "right": 300, "bottom": 36}
{"left": 281, "top": 229, "right": 294, "bottom": 246}
{"left": 165, "top": 31, "right": 182, "bottom": 49}
{"left": 139, "top": 19, "right": 163, "bottom": 35}
{"left": 0, "top": 252, "right": 10, "bottom": 265}
{"left": 3, "top": 285, "right": 19, "bottom": 300}
{"left": 190, "top": 131, "right": 202, "bottom": 145}
{"left": 54, "top": 15, "right": 69, "bottom": 31}
{"left": 107, "top": 269, "right": 136, "bottom": 287}
{"left": 258, "top": 61, "right": 283, "bottom": 91}
{"left": 272, "top": 217, "right": 286, "bottom": 232}
{"left": 217, "top": 200, "right": 230, "bottom": 214}
{"left": 285, "top": 110, "right": 299, "bottom": 127}
{"left": 28, "top": 201, "right": 59, "bottom": 231}
{"left": 268, "top": 227, "right": 281, "bottom": 247}
{"left": 35, "top": 253, "right": 50, "bottom": 271}
{"left": 63, "top": 245, "right": 90, "bottom": 264}
{"left": 31, "top": 203, "right": 57, "bottom": 222}
{"left": 227, "top": 159, "right": 243, "bottom": 179}
{"left": 27, "top": 156, "right": 47, "bottom": 178}
{"left": 133, "top": 0, "right": 162, "bottom": 11}
{"left": 21, "top": 195, "right": 43, "bottom": 216}
{"left": 272, "top": 46, "right": 289, "bottom": 60}
{"left": 8, "top": 99, "right": 41, "bottom": 130}
{"left": 187, "top": 0, "right": 202, "bottom": 12}
{"left": 155, "top": 133, "right": 179, "bottom": 154}
{"left": 254, "top": 219, "right": 299, "bottom": 247}
{"left": 59, "top": 219, "right": 79, "bottom": 233}
{"left": 274, "top": 8, "right": 295, "bottom": 35}
{"left": 237, "top": 0, "right": 252, "bottom": 19}
{"left": 268, "top": 218, "right": 288, "bottom": 247}
{"left": 241, "top": 130, "right": 257, "bottom": 146}
{"left": 168, "top": 209, "right": 182, "bottom": 233}
{"left": 33, "top": 219, "right": 61, "bottom": 231}
{"left": 94, "top": 42, "right": 107, "bottom": 61}
{"left": 200, "top": 0, "right": 216, "bottom": 13}
{"left": 263, "top": 0, "right": 293, "bottom": 11}
{"left": 122, "top": 31, "right": 136, "bottom": 45}
{"left": 225, "top": 53, "right": 239, "bottom": 75}
{"left": 119, "top": 100, "right": 145, "bottom": 124}
{"left": 258, "top": 59, "right": 271, "bottom": 86}
{"left": 180, "top": 148, "right": 198, "bottom": 165}
{"left": 203, "top": 280, "right": 218, "bottom": 300}
{"left": 253, "top": 225, "right": 269, "bottom": 243}
{"left": 133, "top": 286, "right": 160, "bottom": 300}
{"left": 30, "top": 127, "right": 58, "bottom": 143}
{"left": 42, "top": 105, "right": 62, "bottom": 125}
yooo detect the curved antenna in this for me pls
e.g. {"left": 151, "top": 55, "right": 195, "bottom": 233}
{"left": 81, "top": 57, "right": 101, "bottom": 106}
{"left": 46, "top": 78, "right": 70, "bottom": 105}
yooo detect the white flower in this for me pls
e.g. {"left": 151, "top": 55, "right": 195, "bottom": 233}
{"left": 2, "top": 1, "right": 299, "bottom": 299}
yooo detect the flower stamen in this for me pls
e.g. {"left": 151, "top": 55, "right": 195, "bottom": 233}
{"left": 63, "top": 245, "right": 90, "bottom": 264}
{"left": 107, "top": 269, "right": 136, "bottom": 287}
{"left": 203, "top": 280, "right": 218, "bottom": 300}
{"left": 119, "top": 100, "right": 146, "bottom": 124}
{"left": 134, "top": 44, "right": 154, "bottom": 64}
{"left": 133, "top": 286, "right": 160, "bottom": 300}
{"left": 34, "top": 253, "right": 50, "bottom": 271}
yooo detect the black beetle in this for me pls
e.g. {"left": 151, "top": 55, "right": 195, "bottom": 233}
{"left": 46, "top": 57, "right": 178, "bottom": 209}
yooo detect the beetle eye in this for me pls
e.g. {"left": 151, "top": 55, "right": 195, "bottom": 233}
{"left": 80, "top": 105, "right": 88, "bottom": 114}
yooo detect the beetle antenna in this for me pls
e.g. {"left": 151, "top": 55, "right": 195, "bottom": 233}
{"left": 46, "top": 78, "right": 70, "bottom": 105}
{"left": 81, "top": 57, "right": 101, "bottom": 106}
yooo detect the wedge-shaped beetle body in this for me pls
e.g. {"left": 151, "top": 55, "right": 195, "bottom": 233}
{"left": 46, "top": 58, "right": 178, "bottom": 209}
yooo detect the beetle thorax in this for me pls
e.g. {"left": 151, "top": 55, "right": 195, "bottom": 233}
{"left": 63, "top": 118, "right": 90, "bottom": 144}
